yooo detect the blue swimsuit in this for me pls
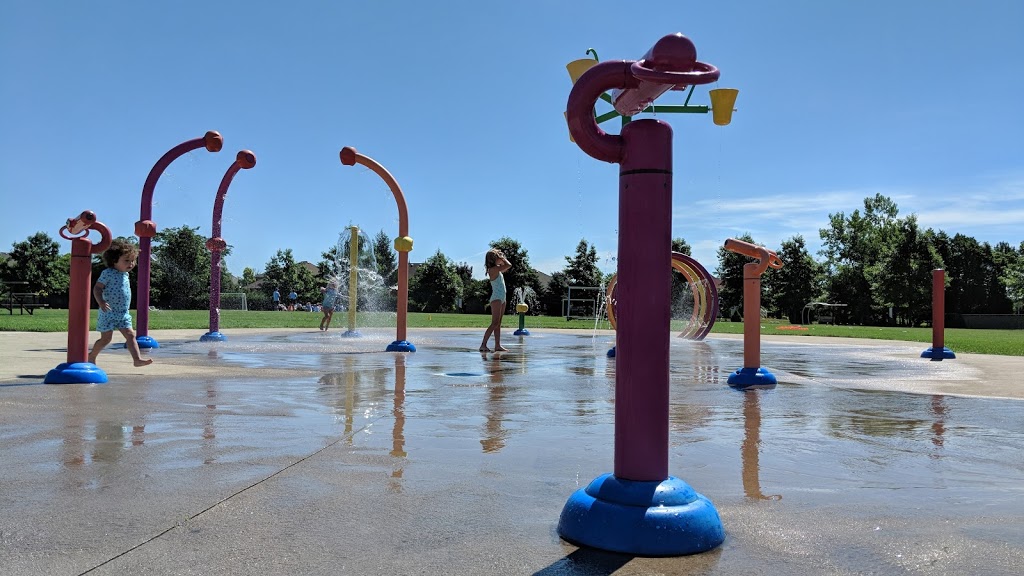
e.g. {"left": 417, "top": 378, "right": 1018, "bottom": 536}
{"left": 96, "top": 267, "right": 133, "bottom": 332}
{"left": 489, "top": 272, "right": 506, "bottom": 303}
{"left": 322, "top": 287, "right": 338, "bottom": 310}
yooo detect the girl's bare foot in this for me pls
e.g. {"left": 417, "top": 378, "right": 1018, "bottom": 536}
{"left": 494, "top": 346, "right": 508, "bottom": 352}
{"left": 479, "top": 346, "right": 491, "bottom": 352}
{"left": 88, "top": 355, "right": 98, "bottom": 365}
{"left": 134, "top": 358, "right": 153, "bottom": 367}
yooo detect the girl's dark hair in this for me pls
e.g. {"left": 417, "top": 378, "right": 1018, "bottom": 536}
{"left": 485, "top": 250, "right": 498, "bottom": 269}
{"left": 103, "top": 239, "right": 140, "bottom": 268}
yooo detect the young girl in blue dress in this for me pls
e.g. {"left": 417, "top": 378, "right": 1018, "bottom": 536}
{"left": 320, "top": 280, "right": 339, "bottom": 331}
{"left": 88, "top": 239, "right": 153, "bottom": 367}
{"left": 479, "top": 249, "right": 512, "bottom": 352}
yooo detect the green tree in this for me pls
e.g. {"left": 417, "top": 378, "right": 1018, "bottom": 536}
{"left": 987, "top": 241, "right": 1016, "bottom": 314}
{"left": 1000, "top": 241, "right": 1024, "bottom": 314}
{"left": 541, "top": 271, "right": 570, "bottom": 318}
{"left": 372, "top": 229, "right": 398, "bottom": 311}
{"left": 241, "top": 267, "right": 257, "bottom": 287}
{"left": 563, "top": 239, "right": 603, "bottom": 288}
{"left": 51, "top": 253, "right": 72, "bottom": 299}
{"left": 819, "top": 194, "right": 901, "bottom": 324}
{"left": 671, "top": 237, "right": 692, "bottom": 256}
{"left": 150, "top": 226, "right": 224, "bottom": 310}
{"left": 409, "top": 250, "right": 461, "bottom": 312}
{"left": 868, "top": 218, "right": 940, "bottom": 326}
{"left": 372, "top": 229, "right": 398, "bottom": 287}
{"left": 715, "top": 232, "right": 758, "bottom": 321}
{"left": 263, "top": 249, "right": 304, "bottom": 307}
{"left": 769, "top": 235, "right": 823, "bottom": 324}
{"left": 945, "top": 234, "right": 991, "bottom": 314}
{"left": 453, "top": 261, "right": 474, "bottom": 312}
{"left": 1, "top": 232, "right": 65, "bottom": 296}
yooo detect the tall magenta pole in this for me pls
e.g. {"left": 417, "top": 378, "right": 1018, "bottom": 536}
{"left": 202, "top": 150, "right": 257, "bottom": 342}
{"left": 134, "top": 131, "right": 223, "bottom": 348}
{"left": 557, "top": 33, "right": 725, "bottom": 556}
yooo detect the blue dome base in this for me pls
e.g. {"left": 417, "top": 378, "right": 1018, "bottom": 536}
{"left": 341, "top": 330, "right": 362, "bottom": 338}
{"left": 135, "top": 336, "right": 160, "bottom": 349}
{"left": 558, "top": 473, "right": 724, "bottom": 556}
{"left": 200, "top": 331, "right": 227, "bottom": 342}
{"left": 921, "top": 346, "right": 955, "bottom": 361}
{"left": 727, "top": 366, "right": 777, "bottom": 390}
{"left": 607, "top": 346, "right": 616, "bottom": 358}
{"left": 513, "top": 328, "right": 530, "bottom": 336}
{"left": 44, "top": 362, "right": 108, "bottom": 384}
{"left": 386, "top": 340, "right": 416, "bottom": 352}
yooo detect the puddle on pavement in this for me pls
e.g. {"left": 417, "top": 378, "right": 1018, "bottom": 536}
{"left": 7, "top": 330, "right": 1024, "bottom": 516}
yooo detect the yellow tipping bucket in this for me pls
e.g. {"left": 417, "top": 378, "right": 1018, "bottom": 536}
{"left": 564, "top": 111, "right": 574, "bottom": 143}
{"left": 566, "top": 58, "right": 598, "bottom": 84}
{"left": 709, "top": 88, "right": 739, "bottom": 126}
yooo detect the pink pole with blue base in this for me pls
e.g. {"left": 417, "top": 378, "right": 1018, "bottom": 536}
{"left": 202, "top": 150, "right": 257, "bottom": 342}
{"left": 558, "top": 33, "right": 725, "bottom": 556}
{"left": 135, "top": 131, "right": 223, "bottom": 349}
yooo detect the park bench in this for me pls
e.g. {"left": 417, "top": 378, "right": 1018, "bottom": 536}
{"left": 3, "top": 292, "right": 49, "bottom": 315}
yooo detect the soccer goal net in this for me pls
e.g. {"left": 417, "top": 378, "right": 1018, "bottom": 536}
{"left": 219, "top": 293, "right": 248, "bottom": 311}
{"left": 563, "top": 286, "right": 605, "bottom": 321}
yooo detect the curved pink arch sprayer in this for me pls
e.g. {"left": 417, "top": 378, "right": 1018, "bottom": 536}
{"left": 134, "top": 131, "right": 224, "bottom": 349}
{"left": 202, "top": 150, "right": 257, "bottom": 342}
{"left": 557, "top": 33, "right": 725, "bottom": 556}
{"left": 339, "top": 147, "right": 415, "bottom": 352}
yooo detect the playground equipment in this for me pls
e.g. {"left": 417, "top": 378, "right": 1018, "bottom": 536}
{"left": 342, "top": 225, "right": 362, "bottom": 338}
{"left": 558, "top": 33, "right": 733, "bottom": 556}
{"left": 565, "top": 48, "right": 738, "bottom": 131}
{"left": 723, "top": 238, "right": 784, "bottom": 389}
{"left": 202, "top": 150, "right": 257, "bottom": 343}
{"left": 606, "top": 251, "right": 719, "bottom": 341}
{"left": 339, "top": 147, "right": 415, "bottom": 352}
{"left": 136, "top": 131, "right": 223, "bottom": 349}
{"left": 922, "top": 269, "right": 956, "bottom": 360}
{"left": 512, "top": 286, "right": 535, "bottom": 336}
{"left": 45, "top": 211, "right": 113, "bottom": 384}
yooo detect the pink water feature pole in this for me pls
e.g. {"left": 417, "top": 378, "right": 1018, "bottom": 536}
{"left": 557, "top": 33, "right": 726, "bottom": 556}
{"left": 135, "top": 131, "right": 224, "bottom": 349}
{"left": 202, "top": 150, "right": 257, "bottom": 342}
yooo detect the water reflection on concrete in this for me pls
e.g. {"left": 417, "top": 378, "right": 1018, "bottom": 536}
{"left": 2, "top": 329, "right": 1023, "bottom": 574}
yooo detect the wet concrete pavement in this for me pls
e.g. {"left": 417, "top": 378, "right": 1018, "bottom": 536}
{"left": 2, "top": 328, "right": 1023, "bottom": 575}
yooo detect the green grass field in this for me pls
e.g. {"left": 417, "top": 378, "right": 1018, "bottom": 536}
{"left": 2, "top": 308, "right": 1021, "bottom": 356}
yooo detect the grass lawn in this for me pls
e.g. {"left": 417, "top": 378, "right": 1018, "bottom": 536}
{"left": 2, "top": 308, "right": 1021, "bottom": 356}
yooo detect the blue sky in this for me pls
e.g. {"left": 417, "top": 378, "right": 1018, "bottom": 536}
{"left": 2, "top": 1, "right": 1022, "bottom": 280}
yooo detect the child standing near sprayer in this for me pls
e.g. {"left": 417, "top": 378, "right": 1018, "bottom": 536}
{"left": 320, "top": 281, "right": 338, "bottom": 331}
{"left": 89, "top": 239, "right": 153, "bottom": 367}
{"left": 479, "top": 249, "right": 511, "bottom": 352}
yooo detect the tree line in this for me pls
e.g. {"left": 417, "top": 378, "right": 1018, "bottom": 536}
{"left": 2, "top": 194, "right": 1022, "bottom": 325}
